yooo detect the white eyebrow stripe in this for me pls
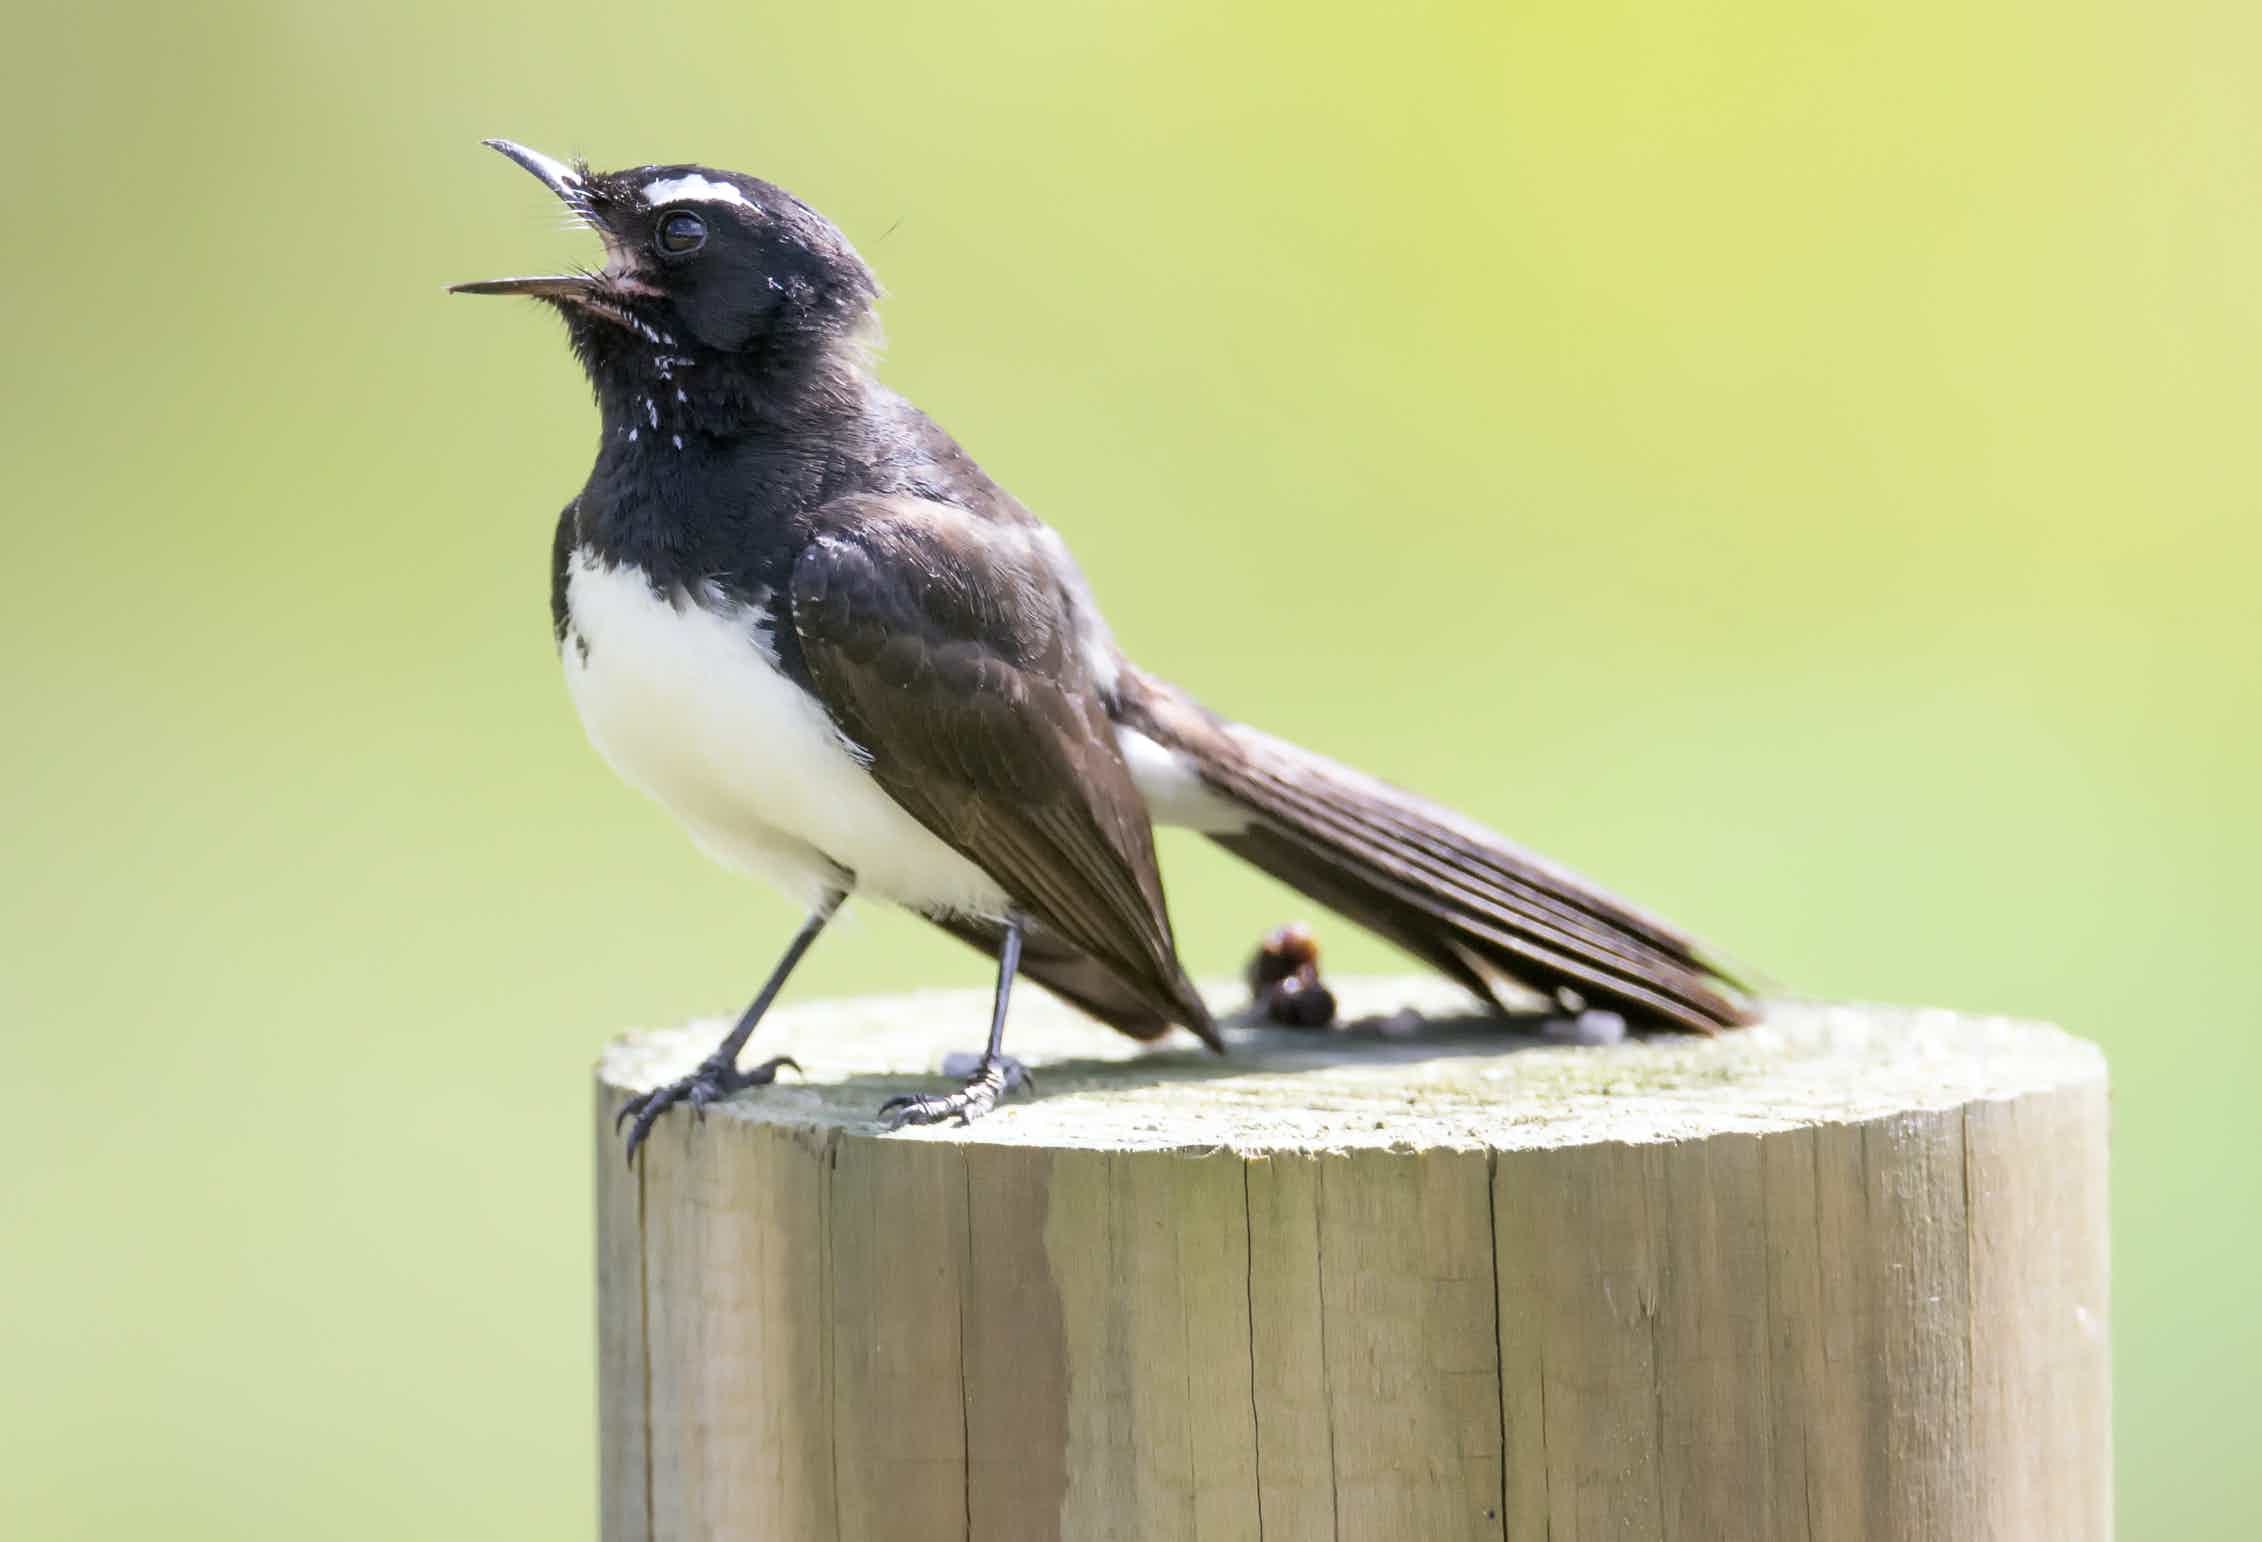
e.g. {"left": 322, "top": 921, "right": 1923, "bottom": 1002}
{"left": 640, "top": 174, "right": 755, "bottom": 210}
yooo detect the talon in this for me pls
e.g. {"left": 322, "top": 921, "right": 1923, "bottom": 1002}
{"left": 614, "top": 1090, "right": 652, "bottom": 1135}
{"left": 876, "top": 1056, "right": 1020, "bottom": 1130}
{"left": 615, "top": 1054, "right": 799, "bottom": 1164}
{"left": 622, "top": 1099, "right": 671, "bottom": 1168}
{"left": 875, "top": 1093, "right": 928, "bottom": 1130}
{"left": 878, "top": 1095, "right": 939, "bottom": 1130}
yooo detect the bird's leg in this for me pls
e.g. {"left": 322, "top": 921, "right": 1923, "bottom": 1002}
{"left": 616, "top": 890, "right": 845, "bottom": 1164}
{"left": 880, "top": 916, "right": 1029, "bottom": 1129}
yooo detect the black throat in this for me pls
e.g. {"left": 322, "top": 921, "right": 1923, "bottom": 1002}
{"left": 555, "top": 302, "right": 884, "bottom": 617}
{"left": 569, "top": 296, "right": 874, "bottom": 444}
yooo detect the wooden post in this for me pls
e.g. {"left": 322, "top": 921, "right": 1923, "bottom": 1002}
{"left": 594, "top": 978, "right": 2110, "bottom": 1542}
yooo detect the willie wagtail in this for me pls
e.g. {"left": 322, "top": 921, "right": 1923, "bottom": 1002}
{"left": 453, "top": 141, "right": 1757, "bottom": 1162}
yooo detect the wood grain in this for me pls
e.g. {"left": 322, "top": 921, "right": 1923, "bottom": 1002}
{"left": 593, "top": 979, "right": 2111, "bottom": 1541}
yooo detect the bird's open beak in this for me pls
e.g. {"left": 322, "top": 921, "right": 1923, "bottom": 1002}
{"left": 483, "top": 138, "right": 582, "bottom": 201}
{"left": 450, "top": 139, "right": 604, "bottom": 301}
{"left": 450, "top": 272, "right": 596, "bottom": 299}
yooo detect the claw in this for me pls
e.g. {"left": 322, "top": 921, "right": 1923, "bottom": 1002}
{"left": 615, "top": 1054, "right": 802, "bottom": 1165}
{"left": 877, "top": 1055, "right": 1019, "bottom": 1130}
{"left": 879, "top": 1091, "right": 979, "bottom": 1130}
{"left": 621, "top": 1096, "right": 670, "bottom": 1168}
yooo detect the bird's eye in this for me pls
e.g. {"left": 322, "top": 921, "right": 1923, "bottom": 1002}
{"left": 656, "top": 210, "right": 707, "bottom": 255}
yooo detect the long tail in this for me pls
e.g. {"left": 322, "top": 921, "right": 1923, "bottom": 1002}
{"left": 1117, "top": 669, "right": 1757, "bottom": 1034}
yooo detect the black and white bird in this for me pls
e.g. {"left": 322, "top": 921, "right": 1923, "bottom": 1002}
{"left": 453, "top": 141, "right": 1756, "bottom": 1161}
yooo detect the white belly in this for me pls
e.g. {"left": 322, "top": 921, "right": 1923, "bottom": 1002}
{"left": 560, "top": 549, "right": 1011, "bottom": 915}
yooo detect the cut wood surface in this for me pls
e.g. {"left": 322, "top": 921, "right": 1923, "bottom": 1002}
{"left": 594, "top": 978, "right": 2110, "bottom": 1542}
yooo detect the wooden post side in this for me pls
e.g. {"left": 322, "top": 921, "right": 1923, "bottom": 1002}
{"left": 595, "top": 986, "right": 2110, "bottom": 1542}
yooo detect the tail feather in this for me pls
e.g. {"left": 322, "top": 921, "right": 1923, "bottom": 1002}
{"left": 1122, "top": 673, "right": 1756, "bottom": 1034}
{"left": 1221, "top": 740, "right": 1716, "bottom": 986}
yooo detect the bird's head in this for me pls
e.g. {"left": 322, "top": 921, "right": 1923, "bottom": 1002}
{"left": 453, "top": 140, "right": 879, "bottom": 410}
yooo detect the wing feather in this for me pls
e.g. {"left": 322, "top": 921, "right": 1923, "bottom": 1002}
{"left": 789, "top": 498, "right": 1214, "bottom": 1042}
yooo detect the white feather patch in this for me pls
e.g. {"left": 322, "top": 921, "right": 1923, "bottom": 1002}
{"left": 561, "top": 552, "right": 1007, "bottom": 915}
{"left": 1116, "top": 728, "right": 1248, "bottom": 834}
{"left": 640, "top": 174, "right": 755, "bottom": 210}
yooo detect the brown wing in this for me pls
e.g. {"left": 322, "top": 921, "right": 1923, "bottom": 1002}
{"left": 789, "top": 497, "right": 1216, "bottom": 1045}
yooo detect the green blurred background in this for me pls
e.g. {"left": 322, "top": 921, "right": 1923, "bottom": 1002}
{"left": 3, "top": 0, "right": 2254, "bottom": 1534}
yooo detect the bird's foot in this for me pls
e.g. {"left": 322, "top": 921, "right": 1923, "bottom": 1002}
{"left": 615, "top": 1053, "right": 801, "bottom": 1165}
{"left": 878, "top": 1054, "right": 1032, "bottom": 1129}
